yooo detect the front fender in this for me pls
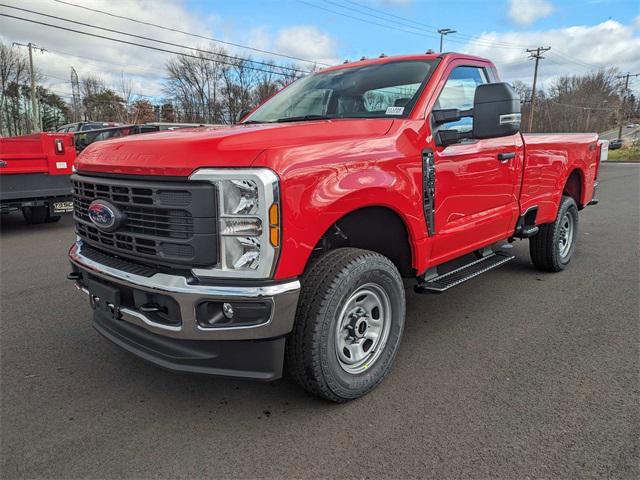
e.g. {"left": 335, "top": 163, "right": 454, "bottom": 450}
{"left": 268, "top": 155, "right": 427, "bottom": 279}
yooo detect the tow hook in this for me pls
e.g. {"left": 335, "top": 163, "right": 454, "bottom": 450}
{"left": 89, "top": 294, "right": 100, "bottom": 310}
{"left": 67, "top": 271, "right": 82, "bottom": 281}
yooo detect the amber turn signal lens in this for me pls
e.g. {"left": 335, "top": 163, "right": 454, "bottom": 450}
{"left": 268, "top": 203, "right": 280, "bottom": 247}
{"left": 268, "top": 203, "right": 279, "bottom": 226}
{"left": 269, "top": 226, "right": 279, "bottom": 247}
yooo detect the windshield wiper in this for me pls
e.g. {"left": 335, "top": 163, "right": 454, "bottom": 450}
{"left": 275, "top": 114, "right": 333, "bottom": 123}
{"left": 241, "top": 120, "right": 273, "bottom": 124}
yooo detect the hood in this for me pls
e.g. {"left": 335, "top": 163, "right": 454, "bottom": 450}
{"left": 75, "top": 119, "right": 395, "bottom": 177}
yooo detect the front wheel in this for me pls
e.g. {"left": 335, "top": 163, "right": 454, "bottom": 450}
{"left": 286, "top": 248, "right": 406, "bottom": 402}
{"left": 529, "top": 195, "right": 579, "bottom": 272}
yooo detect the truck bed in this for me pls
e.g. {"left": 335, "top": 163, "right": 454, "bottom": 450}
{"left": 521, "top": 133, "right": 600, "bottom": 224}
{"left": 0, "top": 133, "right": 75, "bottom": 213}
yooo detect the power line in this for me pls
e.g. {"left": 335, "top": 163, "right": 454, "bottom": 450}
{"left": 338, "top": 0, "right": 528, "bottom": 50}
{"left": 550, "top": 101, "right": 617, "bottom": 111}
{"left": 341, "top": 0, "right": 440, "bottom": 30}
{"left": 300, "top": 0, "right": 526, "bottom": 50}
{"left": 1, "top": 4, "right": 311, "bottom": 75}
{"left": 52, "top": 0, "right": 331, "bottom": 67}
{"left": 44, "top": 47, "right": 162, "bottom": 74}
{"left": 40, "top": 72, "right": 69, "bottom": 83}
{"left": 547, "top": 51, "right": 602, "bottom": 70}
{"left": 332, "top": 0, "right": 609, "bottom": 67}
{"left": 296, "top": 0, "right": 444, "bottom": 43}
{"left": 0, "top": 14, "right": 304, "bottom": 78}
{"left": 39, "top": 71, "right": 162, "bottom": 98}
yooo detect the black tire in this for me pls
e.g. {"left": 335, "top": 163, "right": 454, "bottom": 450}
{"left": 286, "top": 248, "right": 406, "bottom": 403}
{"left": 529, "top": 195, "right": 579, "bottom": 272}
{"left": 22, "top": 206, "right": 49, "bottom": 224}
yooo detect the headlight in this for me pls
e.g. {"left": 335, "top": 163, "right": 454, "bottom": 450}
{"left": 189, "top": 168, "right": 280, "bottom": 279}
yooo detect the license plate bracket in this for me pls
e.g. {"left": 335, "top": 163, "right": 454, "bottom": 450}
{"left": 87, "top": 278, "right": 121, "bottom": 316}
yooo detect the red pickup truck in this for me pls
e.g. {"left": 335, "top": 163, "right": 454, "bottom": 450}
{"left": 68, "top": 53, "right": 601, "bottom": 402}
{"left": 1, "top": 133, "right": 75, "bottom": 223}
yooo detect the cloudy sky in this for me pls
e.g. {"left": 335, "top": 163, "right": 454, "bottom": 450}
{"left": 1, "top": 0, "right": 639, "bottom": 102}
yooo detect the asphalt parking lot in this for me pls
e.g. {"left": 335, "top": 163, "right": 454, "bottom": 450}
{"left": 1, "top": 163, "right": 638, "bottom": 479}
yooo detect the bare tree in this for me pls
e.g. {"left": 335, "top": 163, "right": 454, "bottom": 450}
{"left": 119, "top": 73, "right": 133, "bottom": 123}
{"left": 0, "top": 42, "right": 30, "bottom": 135}
{"left": 164, "top": 46, "right": 227, "bottom": 123}
{"left": 164, "top": 46, "right": 304, "bottom": 124}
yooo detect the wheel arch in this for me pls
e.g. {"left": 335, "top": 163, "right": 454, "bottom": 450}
{"left": 563, "top": 168, "right": 586, "bottom": 209}
{"left": 307, "top": 206, "right": 416, "bottom": 278}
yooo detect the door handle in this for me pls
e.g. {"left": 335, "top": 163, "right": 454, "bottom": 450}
{"left": 0, "top": 160, "right": 7, "bottom": 168}
{"left": 498, "top": 152, "right": 516, "bottom": 162}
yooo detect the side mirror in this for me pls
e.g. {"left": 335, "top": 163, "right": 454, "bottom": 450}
{"left": 472, "top": 83, "right": 521, "bottom": 139}
{"left": 236, "top": 108, "right": 252, "bottom": 124}
{"left": 436, "top": 129, "right": 473, "bottom": 147}
{"left": 432, "top": 108, "right": 473, "bottom": 125}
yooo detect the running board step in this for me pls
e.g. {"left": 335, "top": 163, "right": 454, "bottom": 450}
{"left": 414, "top": 251, "right": 515, "bottom": 294}
{"left": 514, "top": 225, "right": 539, "bottom": 238}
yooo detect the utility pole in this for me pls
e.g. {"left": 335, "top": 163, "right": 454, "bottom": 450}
{"left": 616, "top": 72, "right": 640, "bottom": 140}
{"left": 13, "top": 42, "right": 45, "bottom": 133}
{"left": 526, "top": 46, "right": 551, "bottom": 133}
{"left": 437, "top": 28, "right": 456, "bottom": 52}
{"left": 70, "top": 67, "right": 81, "bottom": 122}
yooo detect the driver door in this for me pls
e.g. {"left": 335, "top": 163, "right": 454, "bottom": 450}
{"left": 429, "top": 63, "right": 523, "bottom": 264}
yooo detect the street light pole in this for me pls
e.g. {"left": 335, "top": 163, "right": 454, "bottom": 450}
{"left": 437, "top": 28, "right": 456, "bottom": 53}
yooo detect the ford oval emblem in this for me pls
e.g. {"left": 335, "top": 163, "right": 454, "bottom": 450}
{"left": 88, "top": 199, "right": 123, "bottom": 232}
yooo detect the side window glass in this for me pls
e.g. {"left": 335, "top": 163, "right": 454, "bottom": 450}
{"left": 435, "top": 66, "right": 487, "bottom": 132}
{"left": 363, "top": 83, "right": 422, "bottom": 114}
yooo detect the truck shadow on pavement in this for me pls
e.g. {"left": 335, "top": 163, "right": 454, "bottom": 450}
{"left": 0, "top": 211, "right": 74, "bottom": 236}
{"left": 78, "top": 248, "right": 544, "bottom": 414}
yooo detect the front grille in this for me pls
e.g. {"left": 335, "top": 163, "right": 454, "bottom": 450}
{"left": 74, "top": 197, "right": 194, "bottom": 240}
{"left": 72, "top": 174, "right": 218, "bottom": 268}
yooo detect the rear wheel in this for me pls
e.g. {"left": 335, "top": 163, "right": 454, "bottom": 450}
{"left": 286, "top": 248, "right": 405, "bottom": 402}
{"left": 22, "top": 206, "right": 48, "bottom": 224}
{"left": 529, "top": 195, "right": 579, "bottom": 272}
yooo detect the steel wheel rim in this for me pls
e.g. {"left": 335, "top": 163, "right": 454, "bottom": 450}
{"left": 335, "top": 283, "right": 392, "bottom": 374}
{"left": 558, "top": 212, "right": 574, "bottom": 258}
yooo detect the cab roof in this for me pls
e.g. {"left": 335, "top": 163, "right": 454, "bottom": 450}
{"left": 318, "top": 52, "right": 492, "bottom": 74}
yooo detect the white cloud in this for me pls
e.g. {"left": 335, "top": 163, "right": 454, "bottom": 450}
{"left": 0, "top": 0, "right": 217, "bottom": 99}
{"left": 274, "top": 26, "right": 338, "bottom": 66}
{"left": 462, "top": 20, "right": 640, "bottom": 91}
{"left": 0, "top": 0, "right": 339, "bottom": 101}
{"left": 507, "top": 0, "right": 554, "bottom": 27}
{"left": 635, "top": 15, "right": 640, "bottom": 29}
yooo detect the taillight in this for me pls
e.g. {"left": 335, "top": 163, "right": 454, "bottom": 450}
{"left": 54, "top": 138, "right": 65, "bottom": 154}
{"left": 595, "top": 141, "right": 606, "bottom": 180}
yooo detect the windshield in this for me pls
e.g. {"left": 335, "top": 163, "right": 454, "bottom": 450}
{"left": 246, "top": 60, "right": 436, "bottom": 123}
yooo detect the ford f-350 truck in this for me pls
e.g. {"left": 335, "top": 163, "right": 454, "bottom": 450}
{"left": 68, "top": 53, "right": 601, "bottom": 402}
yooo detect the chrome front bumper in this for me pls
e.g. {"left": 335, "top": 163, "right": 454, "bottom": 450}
{"left": 69, "top": 241, "right": 301, "bottom": 341}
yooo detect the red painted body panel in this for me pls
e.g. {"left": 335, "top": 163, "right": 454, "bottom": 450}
{"left": 0, "top": 133, "right": 75, "bottom": 175}
{"left": 72, "top": 53, "right": 600, "bottom": 280}
{"left": 75, "top": 121, "right": 394, "bottom": 176}
{"left": 519, "top": 133, "right": 599, "bottom": 223}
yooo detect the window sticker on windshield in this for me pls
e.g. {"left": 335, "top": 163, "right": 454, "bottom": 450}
{"left": 385, "top": 106, "right": 404, "bottom": 115}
